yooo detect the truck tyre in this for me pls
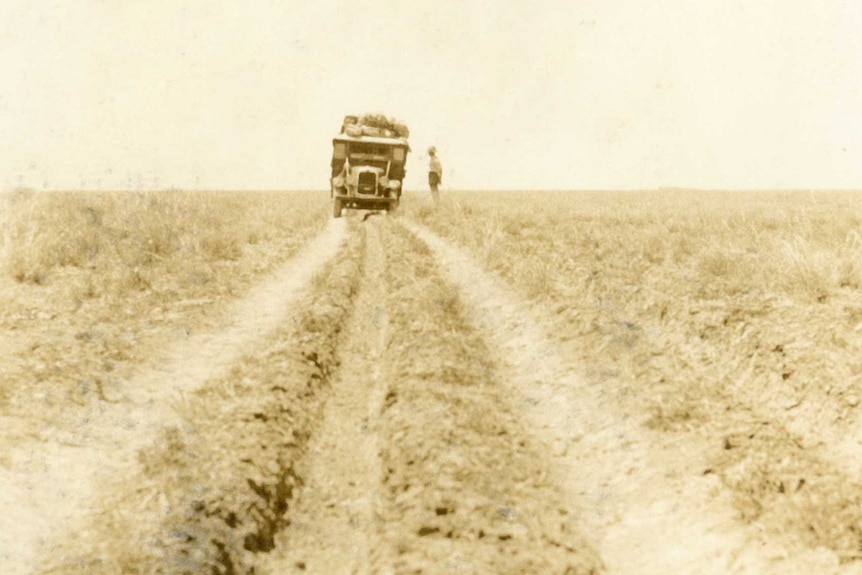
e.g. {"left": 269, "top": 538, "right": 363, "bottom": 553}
{"left": 333, "top": 198, "right": 343, "bottom": 218}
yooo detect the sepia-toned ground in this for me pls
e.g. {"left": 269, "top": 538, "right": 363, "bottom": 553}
{"left": 2, "top": 189, "right": 862, "bottom": 573}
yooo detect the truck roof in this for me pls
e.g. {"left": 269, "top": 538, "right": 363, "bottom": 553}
{"left": 333, "top": 134, "right": 410, "bottom": 148}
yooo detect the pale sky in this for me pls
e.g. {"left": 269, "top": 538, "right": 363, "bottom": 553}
{"left": 2, "top": 0, "right": 861, "bottom": 191}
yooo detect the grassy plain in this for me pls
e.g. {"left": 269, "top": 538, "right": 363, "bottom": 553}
{"left": 406, "top": 189, "right": 862, "bottom": 556}
{"left": 1, "top": 189, "right": 326, "bottom": 289}
{"left": 0, "top": 190, "right": 326, "bottom": 428}
{"left": 6, "top": 188, "right": 862, "bottom": 568}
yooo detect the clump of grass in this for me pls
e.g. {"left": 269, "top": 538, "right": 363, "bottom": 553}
{"left": 512, "top": 258, "right": 555, "bottom": 300}
{"left": 773, "top": 236, "right": 833, "bottom": 301}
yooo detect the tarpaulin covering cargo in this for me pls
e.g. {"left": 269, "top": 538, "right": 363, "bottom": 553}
{"left": 341, "top": 114, "right": 410, "bottom": 139}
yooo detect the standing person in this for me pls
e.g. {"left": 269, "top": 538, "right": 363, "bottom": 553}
{"left": 427, "top": 146, "right": 443, "bottom": 206}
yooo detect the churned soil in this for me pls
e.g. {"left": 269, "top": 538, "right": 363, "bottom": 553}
{"left": 6, "top": 200, "right": 862, "bottom": 574}
{"left": 256, "top": 216, "right": 392, "bottom": 574}
{"left": 0, "top": 218, "right": 345, "bottom": 573}
{"left": 409, "top": 222, "right": 853, "bottom": 575}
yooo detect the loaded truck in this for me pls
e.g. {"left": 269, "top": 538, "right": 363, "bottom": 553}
{"left": 330, "top": 115, "right": 410, "bottom": 218}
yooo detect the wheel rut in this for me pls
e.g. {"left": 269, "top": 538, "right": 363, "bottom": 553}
{"left": 262, "top": 214, "right": 603, "bottom": 573}
{"left": 257, "top": 218, "right": 390, "bottom": 575}
{"left": 367, "top": 218, "right": 602, "bottom": 573}
{"left": 23, "top": 212, "right": 852, "bottom": 574}
{"left": 404, "top": 221, "right": 837, "bottom": 575}
{"left": 5, "top": 219, "right": 347, "bottom": 574}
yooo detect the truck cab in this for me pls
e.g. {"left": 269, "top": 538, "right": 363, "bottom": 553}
{"left": 330, "top": 116, "right": 410, "bottom": 218}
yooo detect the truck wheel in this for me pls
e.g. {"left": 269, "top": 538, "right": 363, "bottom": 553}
{"left": 387, "top": 199, "right": 399, "bottom": 215}
{"left": 333, "top": 198, "right": 343, "bottom": 218}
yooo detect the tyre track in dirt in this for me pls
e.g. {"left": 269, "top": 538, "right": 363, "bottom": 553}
{"left": 258, "top": 215, "right": 604, "bottom": 573}
{"left": 367, "top": 219, "right": 602, "bottom": 573}
{"left": 0, "top": 219, "right": 346, "bottom": 574}
{"left": 405, "top": 221, "right": 843, "bottom": 575}
{"left": 257, "top": 217, "right": 390, "bottom": 575}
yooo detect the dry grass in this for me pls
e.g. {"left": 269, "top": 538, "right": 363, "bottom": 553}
{"left": 36, "top": 206, "right": 355, "bottom": 575}
{"left": 1, "top": 190, "right": 325, "bottom": 293}
{"left": 0, "top": 189, "right": 328, "bottom": 430}
{"left": 406, "top": 189, "right": 862, "bottom": 555}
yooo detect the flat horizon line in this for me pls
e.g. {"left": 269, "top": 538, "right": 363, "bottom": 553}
{"left": 9, "top": 187, "right": 862, "bottom": 194}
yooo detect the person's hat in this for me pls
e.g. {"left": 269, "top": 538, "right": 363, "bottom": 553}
{"left": 428, "top": 146, "right": 437, "bottom": 155}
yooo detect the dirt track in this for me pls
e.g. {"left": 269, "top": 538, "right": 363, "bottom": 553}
{"left": 256, "top": 217, "right": 391, "bottom": 573}
{"left": 406, "top": 223, "right": 834, "bottom": 575}
{"left": 0, "top": 219, "right": 346, "bottom": 573}
{"left": 5, "top": 210, "right": 862, "bottom": 573}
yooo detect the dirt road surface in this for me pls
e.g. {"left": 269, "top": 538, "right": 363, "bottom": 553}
{"left": 4, "top": 211, "right": 862, "bottom": 574}
{"left": 256, "top": 218, "right": 390, "bottom": 574}
{"left": 0, "top": 219, "right": 345, "bottom": 573}
{"left": 406, "top": 222, "right": 846, "bottom": 575}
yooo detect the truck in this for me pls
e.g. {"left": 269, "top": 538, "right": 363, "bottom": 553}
{"left": 330, "top": 115, "right": 411, "bottom": 218}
